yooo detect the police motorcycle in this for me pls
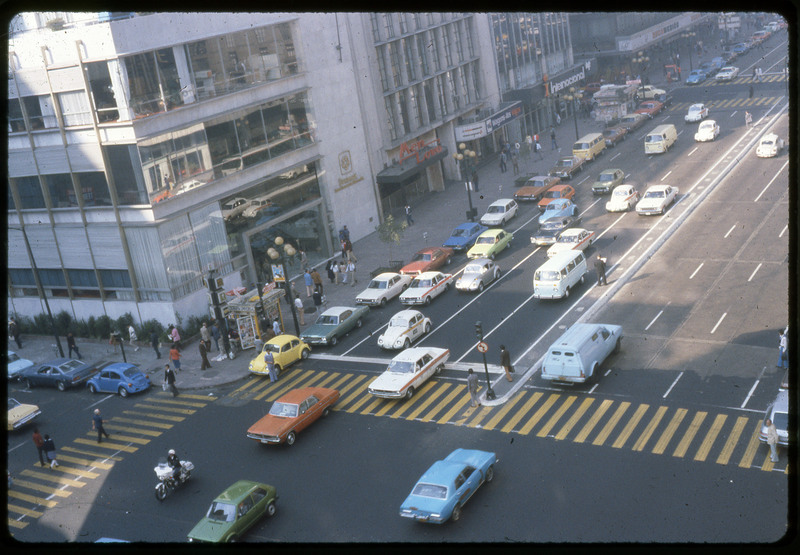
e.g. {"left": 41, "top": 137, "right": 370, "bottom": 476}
{"left": 154, "top": 449, "right": 194, "bottom": 501}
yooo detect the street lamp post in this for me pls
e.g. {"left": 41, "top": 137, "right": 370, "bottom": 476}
{"left": 632, "top": 52, "right": 650, "bottom": 99}
{"left": 474, "top": 321, "right": 496, "bottom": 401}
{"left": 681, "top": 31, "right": 696, "bottom": 72}
{"left": 267, "top": 237, "right": 301, "bottom": 336}
{"left": 452, "top": 143, "right": 478, "bottom": 222}
{"left": 564, "top": 86, "right": 583, "bottom": 141}
{"left": 9, "top": 226, "right": 65, "bottom": 357}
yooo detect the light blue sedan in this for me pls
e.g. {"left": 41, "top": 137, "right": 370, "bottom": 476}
{"left": 538, "top": 198, "right": 578, "bottom": 226}
{"left": 7, "top": 351, "right": 34, "bottom": 380}
{"left": 86, "top": 362, "right": 151, "bottom": 397}
{"left": 442, "top": 222, "right": 488, "bottom": 252}
{"left": 685, "top": 69, "right": 708, "bottom": 85}
{"left": 399, "top": 448, "right": 497, "bottom": 523}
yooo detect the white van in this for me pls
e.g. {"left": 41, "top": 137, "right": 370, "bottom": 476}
{"left": 644, "top": 124, "right": 678, "bottom": 154}
{"left": 541, "top": 323, "right": 623, "bottom": 384}
{"left": 532, "top": 250, "right": 587, "bottom": 299}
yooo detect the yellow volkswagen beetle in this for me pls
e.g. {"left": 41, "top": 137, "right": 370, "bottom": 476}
{"left": 248, "top": 335, "right": 310, "bottom": 375}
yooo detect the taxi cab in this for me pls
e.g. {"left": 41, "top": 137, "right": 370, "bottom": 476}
{"left": 399, "top": 272, "right": 454, "bottom": 306}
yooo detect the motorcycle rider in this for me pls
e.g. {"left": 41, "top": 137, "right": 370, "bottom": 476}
{"left": 167, "top": 449, "right": 181, "bottom": 482}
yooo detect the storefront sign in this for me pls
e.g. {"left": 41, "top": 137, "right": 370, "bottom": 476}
{"left": 454, "top": 121, "right": 489, "bottom": 141}
{"left": 398, "top": 137, "right": 444, "bottom": 165}
{"left": 549, "top": 68, "right": 586, "bottom": 95}
{"left": 335, "top": 149, "right": 365, "bottom": 192}
{"left": 487, "top": 102, "right": 522, "bottom": 133}
{"left": 454, "top": 102, "right": 522, "bottom": 141}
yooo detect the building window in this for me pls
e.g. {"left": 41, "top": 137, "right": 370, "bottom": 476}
{"left": 416, "top": 35, "right": 430, "bottom": 76}
{"left": 86, "top": 61, "right": 119, "bottom": 123}
{"left": 15, "top": 176, "right": 46, "bottom": 209}
{"left": 454, "top": 21, "right": 464, "bottom": 62}
{"left": 370, "top": 13, "right": 381, "bottom": 42}
{"left": 8, "top": 98, "right": 26, "bottom": 132}
{"left": 403, "top": 38, "right": 416, "bottom": 82}
{"left": 99, "top": 269, "right": 132, "bottom": 288}
{"left": 57, "top": 91, "right": 93, "bottom": 127}
{"left": 389, "top": 42, "right": 403, "bottom": 88}
{"left": 399, "top": 13, "right": 408, "bottom": 35}
{"left": 68, "top": 269, "right": 99, "bottom": 287}
{"left": 396, "top": 90, "right": 410, "bottom": 136}
{"left": 8, "top": 184, "right": 16, "bottom": 211}
{"left": 46, "top": 173, "right": 78, "bottom": 208}
{"left": 409, "top": 85, "right": 422, "bottom": 128}
{"left": 383, "top": 13, "right": 395, "bottom": 39}
{"left": 377, "top": 47, "right": 391, "bottom": 91}
{"left": 384, "top": 96, "right": 397, "bottom": 141}
{"left": 430, "top": 29, "right": 442, "bottom": 71}
{"left": 423, "top": 80, "right": 437, "bottom": 122}
{"left": 38, "top": 269, "right": 67, "bottom": 287}
{"left": 442, "top": 25, "right": 454, "bottom": 67}
{"left": 124, "top": 49, "right": 184, "bottom": 117}
{"left": 105, "top": 145, "right": 148, "bottom": 205}
{"left": 75, "top": 172, "right": 112, "bottom": 207}
{"left": 9, "top": 268, "right": 35, "bottom": 287}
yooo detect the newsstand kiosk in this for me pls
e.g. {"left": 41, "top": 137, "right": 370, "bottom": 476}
{"left": 222, "top": 286, "right": 285, "bottom": 351}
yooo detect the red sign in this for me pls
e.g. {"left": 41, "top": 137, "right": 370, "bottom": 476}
{"left": 398, "top": 138, "right": 443, "bottom": 165}
{"left": 476, "top": 341, "right": 489, "bottom": 353}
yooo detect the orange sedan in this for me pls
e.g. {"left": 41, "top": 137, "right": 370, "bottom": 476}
{"left": 536, "top": 184, "right": 576, "bottom": 211}
{"left": 400, "top": 247, "right": 454, "bottom": 276}
{"left": 246, "top": 387, "right": 339, "bottom": 446}
{"left": 634, "top": 100, "right": 664, "bottom": 119}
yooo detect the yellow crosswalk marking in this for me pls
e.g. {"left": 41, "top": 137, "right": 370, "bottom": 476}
{"left": 8, "top": 518, "right": 28, "bottom": 529}
{"left": 332, "top": 374, "right": 368, "bottom": 402}
{"left": 244, "top": 376, "right": 278, "bottom": 397}
{"left": 717, "top": 416, "right": 748, "bottom": 465}
{"left": 373, "top": 397, "right": 402, "bottom": 417}
{"left": 7, "top": 490, "right": 58, "bottom": 508}
{"left": 537, "top": 395, "right": 577, "bottom": 438}
{"left": 652, "top": 408, "right": 687, "bottom": 455}
{"left": 632, "top": 406, "right": 668, "bottom": 451}
{"left": 61, "top": 445, "right": 124, "bottom": 461}
{"left": 162, "top": 392, "right": 217, "bottom": 401}
{"left": 694, "top": 414, "right": 727, "bottom": 462}
{"left": 738, "top": 423, "right": 764, "bottom": 468}
{"left": 612, "top": 404, "right": 649, "bottom": 448}
{"left": 74, "top": 438, "right": 138, "bottom": 453}
{"left": 519, "top": 393, "right": 560, "bottom": 435}
{"left": 436, "top": 387, "right": 471, "bottom": 424}
{"left": 11, "top": 479, "right": 72, "bottom": 498}
{"left": 387, "top": 382, "right": 437, "bottom": 418}
{"left": 87, "top": 432, "right": 149, "bottom": 445}
{"left": 150, "top": 396, "right": 207, "bottom": 408}
{"left": 421, "top": 385, "right": 465, "bottom": 423}
{"left": 359, "top": 396, "right": 385, "bottom": 415}
{"left": 327, "top": 373, "right": 352, "bottom": 391}
{"left": 105, "top": 424, "right": 162, "bottom": 437}
{"left": 21, "top": 469, "right": 87, "bottom": 488}
{"left": 342, "top": 383, "right": 378, "bottom": 413}
{"left": 122, "top": 409, "right": 185, "bottom": 422}
{"left": 315, "top": 371, "right": 342, "bottom": 388}
{"left": 8, "top": 504, "right": 43, "bottom": 518}
{"left": 230, "top": 376, "right": 262, "bottom": 395}
{"left": 555, "top": 397, "right": 595, "bottom": 440}
{"left": 592, "top": 401, "right": 630, "bottom": 446}
{"left": 260, "top": 370, "right": 314, "bottom": 402}
{"left": 574, "top": 399, "right": 613, "bottom": 443}
{"left": 58, "top": 454, "right": 113, "bottom": 470}
{"left": 755, "top": 96, "right": 771, "bottom": 106}
{"left": 672, "top": 411, "right": 706, "bottom": 457}
{"left": 760, "top": 452, "right": 775, "bottom": 471}
{"left": 483, "top": 391, "right": 526, "bottom": 431}
{"left": 113, "top": 416, "right": 174, "bottom": 429}
{"left": 133, "top": 403, "right": 196, "bottom": 415}
{"left": 467, "top": 405, "right": 494, "bottom": 428}
{"left": 408, "top": 384, "right": 451, "bottom": 420}
{"left": 500, "top": 392, "right": 543, "bottom": 433}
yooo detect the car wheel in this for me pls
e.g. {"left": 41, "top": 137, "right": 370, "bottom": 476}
{"left": 88, "top": 383, "right": 97, "bottom": 394}
{"left": 404, "top": 338, "right": 411, "bottom": 349}
{"left": 564, "top": 286, "right": 570, "bottom": 298}
{"left": 322, "top": 407, "right": 331, "bottom": 417}
{"left": 356, "top": 318, "right": 363, "bottom": 329}
{"left": 286, "top": 431, "right": 296, "bottom": 446}
{"left": 118, "top": 386, "right": 129, "bottom": 398}
{"left": 478, "top": 281, "right": 485, "bottom": 292}
{"left": 266, "top": 501, "right": 277, "bottom": 517}
{"left": 24, "top": 379, "right": 33, "bottom": 389}
{"left": 580, "top": 274, "right": 586, "bottom": 284}
{"left": 330, "top": 336, "right": 338, "bottom": 346}
{"left": 405, "top": 387, "right": 415, "bottom": 400}
{"left": 379, "top": 297, "right": 387, "bottom": 308}
{"left": 496, "top": 269, "right": 502, "bottom": 279}
{"left": 301, "top": 348, "right": 310, "bottom": 360}
{"left": 614, "top": 337, "right": 622, "bottom": 354}
{"left": 452, "top": 504, "right": 462, "bottom": 522}
{"left": 424, "top": 296, "right": 431, "bottom": 306}
{"left": 490, "top": 253, "right": 496, "bottom": 261}
{"left": 57, "top": 381, "right": 66, "bottom": 392}
{"left": 435, "top": 364, "right": 443, "bottom": 375}
{"left": 274, "top": 364, "right": 283, "bottom": 373}
{"left": 424, "top": 322, "right": 432, "bottom": 334}
{"left": 485, "top": 465, "right": 494, "bottom": 483}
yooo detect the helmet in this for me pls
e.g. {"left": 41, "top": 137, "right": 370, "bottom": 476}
{"left": 168, "top": 449, "right": 175, "bottom": 455}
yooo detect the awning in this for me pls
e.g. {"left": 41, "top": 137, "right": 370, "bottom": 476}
{"left": 376, "top": 144, "right": 449, "bottom": 185}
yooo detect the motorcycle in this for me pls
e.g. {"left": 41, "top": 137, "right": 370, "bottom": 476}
{"left": 154, "top": 457, "right": 194, "bottom": 501}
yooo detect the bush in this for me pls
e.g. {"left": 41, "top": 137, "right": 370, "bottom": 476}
{"left": 138, "top": 319, "right": 165, "bottom": 341}
{"left": 33, "top": 313, "right": 51, "bottom": 334}
{"left": 54, "top": 311, "right": 73, "bottom": 336}
{"left": 94, "top": 315, "right": 113, "bottom": 338}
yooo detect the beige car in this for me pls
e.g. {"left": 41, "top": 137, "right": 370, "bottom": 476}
{"left": 8, "top": 398, "right": 41, "bottom": 431}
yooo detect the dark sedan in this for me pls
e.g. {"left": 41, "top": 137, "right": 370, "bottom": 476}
{"left": 20, "top": 358, "right": 100, "bottom": 391}
{"left": 602, "top": 126, "right": 628, "bottom": 147}
{"left": 548, "top": 156, "right": 585, "bottom": 180}
{"left": 530, "top": 215, "right": 582, "bottom": 246}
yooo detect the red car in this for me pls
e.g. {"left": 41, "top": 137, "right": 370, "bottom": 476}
{"left": 400, "top": 247, "right": 454, "bottom": 276}
{"left": 246, "top": 387, "right": 339, "bottom": 446}
{"left": 537, "top": 184, "right": 576, "bottom": 211}
{"left": 634, "top": 100, "right": 664, "bottom": 119}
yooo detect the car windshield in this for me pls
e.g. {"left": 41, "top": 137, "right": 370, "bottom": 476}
{"left": 206, "top": 502, "right": 236, "bottom": 522}
{"left": 535, "top": 270, "right": 561, "bottom": 281}
{"left": 8, "top": 398, "right": 21, "bottom": 409}
{"left": 410, "top": 279, "right": 432, "bottom": 288}
{"left": 761, "top": 139, "right": 774, "bottom": 146}
{"left": 368, "top": 279, "right": 388, "bottom": 289}
{"left": 316, "top": 315, "right": 339, "bottom": 325}
{"left": 545, "top": 202, "right": 564, "bottom": 211}
{"left": 411, "top": 483, "right": 448, "bottom": 499}
{"left": 387, "top": 360, "right": 416, "bottom": 373}
{"left": 269, "top": 402, "right": 299, "bottom": 418}
{"left": 645, "top": 190, "right": 665, "bottom": 198}
{"left": 389, "top": 318, "right": 409, "bottom": 328}
{"left": 599, "top": 174, "right": 614, "bottom": 182}
{"left": 450, "top": 228, "right": 467, "bottom": 237}
{"left": 541, "top": 219, "right": 566, "bottom": 230}
{"left": 773, "top": 412, "right": 788, "bottom": 431}
{"left": 9, "top": 353, "right": 20, "bottom": 362}
{"left": 689, "top": 106, "right": 701, "bottom": 113}
{"left": 61, "top": 360, "right": 84, "bottom": 371}
{"left": 412, "top": 253, "right": 432, "bottom": 262}
{"left": 264, "top": 343, "right": 281, "bottom": 353}
{"left": 487, "top": 205, "right": 503, "bottom": 213}
{"left": 558, "top": 234, "right": 578, "bottom": 243}
{"left": 464, "top": 264, "right": 484, "bottom": 274}
{"left": 544, "top": 190, "right": 561, "bottom": 198}
{"left": 476, "top": 236, "right": 495, "bottom": 245}
{"left": 556, "top": 159, "right": 572, "bottom": 167}
{"left": 699, "top": 122, "right": 713, "bottom": 129}
{"left": 645, "top": 135, "right": 663, "bottom": 143}
{"left": 612, "top": 188, "right": 631, "bottom": 197}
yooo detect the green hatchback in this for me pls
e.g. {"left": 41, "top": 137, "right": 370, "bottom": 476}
{"left": 591, "top": 168, "right": 625, "bottom": 195}
{"left": 188, "top": 480, "right": 278, "bottom": 543}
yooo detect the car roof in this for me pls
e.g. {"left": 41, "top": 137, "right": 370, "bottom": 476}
{"left": 102, "top": 362, "right": 140, "bottom": 372}
{"left": 551, "top": 184, "right": 572, "bottom": 190}
{"left": 466, "top": 258, "right": 492, "bottom": 265}
{"left": 213, "top": 480, "right": 270, "bottom": 503}
{"left": 477, "top": 229, "right": 506, "bottom": 238}
{"left": 453, "top": 222, "right": 480, "bottom": 230}
{"left": 391, "top": 309, "right": 423, "bottom": 319}
{"left": 266, "top": 334, "right": 301, "bottom": 347}
{"left": 320, "top": 306, "right": 354, "bottom": 316}
{"left": 600, "top": 169, "right": 622, "bottom": 175}
{"left": 549, "top": 198, "right": 571, "bottom": 207}
{"left": 373, "top": 272, "right": 401, "bottom": 281}
{"left": 489, "top": 198, "right": 514, "bottom": 206}
{"left": 560, "top": 228, "right": 587, "bottom": 237}
{"left": 392, "top": 347, "right": 439, "bottom": 362}
{"left": 646, "top": 184, "right": 672, "bottom": 191}
{"left": 689, "top": 103, "right": 705, "bottom": 108}
{"left": 413, "top": 271, "right": 444, "bottom": 279}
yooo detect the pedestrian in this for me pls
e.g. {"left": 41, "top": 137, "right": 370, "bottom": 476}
{"left": 294, "top": 295, "right": 305, "bottom": 325}
{"left": 150, "top": 330, "right": 161, "bottom": 359}
{"left": 169, "top": 343, "right": 181, "bottom": 371}
{"left": 525, "top": 134, "right": 533, "bottom": 158}
{"left": 471, "top": 171, "right": 479, "bottom": 192}
{"left": 32, "top": 428, "right": 49, "bottom": 467}
{"left": 765, "top": 418, "right": 779, "bottom": 462}
{"left": 9, "top": 317, "right": 22, "bottom": 349}
{"left": 346, "top": 245, "right": 358, "bottom": 263}
{"left": 778, "top": 330, "right": 788, "bottom": 368}
{"left": 499, "top": 344, "right": 514, "bottom": 382}
{"left": 92, "top": 409, "right": 110, "bottom": 443}
{"left": 164, "top": 364, "right": 179, "bottom": 397}
{"left": 331, "top": 260, "right": 340, "bottom": 284}
{"left": 339, "top": 225, "right": 350, "bottom": 243}
{"left": 170, "top": 325, "right": 181, "bottom": 349}
{"left": 535, "top": 139, "right": 544, "bottom": 160}
{"left": 200, "top": 322, "right": 211, "bottom": 351}
{"left": 748, "top": 84, "right": 754, "bottom": 98}
{"left": 467, "top": 368, "right": 481, "bottom": 407}
{"left": 555, "top": 112, "right": 561, "bottom": 125}
{"left": 511, "top": 151, "right": 519, "bottom": 175}
{"left": 346, "top": 259, "right": 357, "bottom": 287}
{"left": 299, "top": 249, "right": 308, "bottom": 269}
{"left": 499, "top": 151, "right": 507, "bottom": 173}
{"left": 338, "top": 260, "right": 348, "bottom": 285}
{"left": 43, "top": 434, "right": 59, "bottom": 468}
{"left": 595, "top": 254, "right": 608, "bottom": 286}
{"left": 550, "top": 126, "right": 558, "bottom": 150}
{"left": 310, "top": 268, "right": 323, "bottom": 295}
{"left": 109, "top": 332, "right": 118, "bottom": 353}
{"left": 66, "top": 332, "right": 82, "bottom": 359}
{"left": 326, "top": 260, "right": 336, "bottom": 284}
{"left": 265, "top": 350, "right": 278, "bottom": 383}
{"left": 745, "top": 111, "right": 752, "bottom": 127}
{"left": 313, "top": 289, "right": 323, "bottom": 309}
{"left": 128, "top": 324, "right": 139, "bottom": 351}
{"left": 199, "top": 340, "right": 212, "bottom": 370}
{"left": 753, "top": 67, "right": 758, "bottom": 81}
{"left": 273, "top": 319, "right": 282, "bottom": 337}
{"left": 405, "top": 204, "right": 414, "bottom": 226}
{"left": 210, "top": 321, "right": 221, "bottom": 352}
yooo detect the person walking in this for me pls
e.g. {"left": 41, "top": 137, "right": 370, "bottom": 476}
{"left": 745, "top": 111, "right": 753, "bottom": 128}
{"left": 535, "top": 139, "right": 544, "bottom": 160}
{"left": 128, "top": 324, "right": 139, "bottom": 351}
{"left": 150, "top": 330, "right": 161, "bottom": 359}
{"left": 294, "top": 295, "right": 305, "bottom": 325}
{"left": 200, "top": 322, "right": 211, "bottom": 351}
{"left": 32, "top": 428, "right": 49, "bottom": 467}
{"left": 164, "top": 364, "right": 179, "bottom": 397}
{"left": 199, "top": 341, "right": 212, "bottom": 370}
{"left": 471, "top": 171, "right": 479, "bottom": 192}
{"left": 778, "top": 330, "right": 788, "bottom": 368}
{"left": 326, "top": 260, "right": 336, "bottom": 284}
{"left": 66, "top": 332, "right": 82, "bottom": 359}
{"left": 467, "top": 368, "right": 481, "bottom": 407}
{"left": 211, "top": 321, "right": 221, "bottom": 352}
{"left": 511, "top": 150, "right": 520, "bottom": 175}
{"left": 595, "top": 254, "right": 608, "bottom": 286}
{"left": 338, "top": 260, "right": 348, "bottom": 285}
{"left": 265, "top": 350, "right": 278, "bottom": 383}
{"left": 273, "top": 319, "right": 282, "bottom": 337}
{"left": 765, "top": 418, "right": 779, "bottom": 462}
{"left": 550, "top": 126, "right": 558, "bottom": 150}
{"left": 310, "top": 268, "right": 323, "bottom": 295}
{"left": 405, "top": 204, "right": 415, "bottom": 226}
{"left": 43, "top": 434, "right": 59, "bottom": 469}
{"left": 170, "top": 325, "right": 181, "bottom": 349}
{"left": 499, "top": 345, "right": 514, "bottom": 382}
{"left": 303, "top": 269, "right": 314, "bottom": 297}
{"left": 499, "top": 151, "right": 507, "bottom": 173}
{"left": 92, "top": 409, "right": 110, "bottom": 443}
{"left": 346, "top": 259, "right": 357, "bottom": 287}
{"left": 169, "top": 343, "right": 182, "bottom": 371}
{"left": 9, "top": 317, "right": 22, "bottom": 349}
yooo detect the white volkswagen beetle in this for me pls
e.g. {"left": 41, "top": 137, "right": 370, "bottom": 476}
{"left": 684, "top": 103, "right": 708, "bottom": 123}
{"left": 605, "top": 184, "right": 640, "bottom": 212}
{"left": 368, "top": 347, "right": 450, "bottom": 399}
{"left": 694, "top": 120, "right": 720, "bottom": 142}
{"left": 377, "top": 309, "right": 432, "bottom": 350}
{"left": 756, "top": 133, "right": 785, "bottom": 158}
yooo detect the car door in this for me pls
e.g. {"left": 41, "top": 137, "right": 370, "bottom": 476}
{"left": 234, "top": 494, "right": 258, "bottom": 537}
{"left": 96, "top": 370, "right": 115, "bottom": 392}
{"left": 455, "top": 466, "right": 478, "bottom": 507}
{"left": 339, "top": 310, "right": 353, "bottom": 334}
{"left": 296, "top": 396, "right": 318, "bottom": 432}
{"left": 409, "top": 313, "right": 421, "bottom": 341}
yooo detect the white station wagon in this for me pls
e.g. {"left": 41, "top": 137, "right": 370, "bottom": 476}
{"left": 355, "top": 272, "right": 412, "bottom": 307}
{"left": 368, "top": 347, "right": 449, "bottom": 399}
{"left": 479, "top": 199, "right": 518, "bottom": 227}
{"left": 399, "top": 271, "right": 454, "bottom": 306}
{"left": 377, "top": 309, "right": 432, "bottom": 350}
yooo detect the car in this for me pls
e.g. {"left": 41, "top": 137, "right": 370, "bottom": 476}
{"left": 20, "top": 358, "right": 100, "bottom": 391}
{"left": 242, "top": 197, "right": 277, "bottom": 219}
{"left": 399, "top": 271, "right": 454, "bottom": 306}
{"left": 732, "top": 42, "right": 749, "bottom": 55}
{"left": 86, "top": 362, "right": 151, "bottom": 397}
{"left": 187, "top": 480, "right": 278, "bottom": 543}
{"left": 602, "top": 126, "right": 628, "bottom": 147}
{"left": 220, "top": 197, "right": 249, "bottom": 221}
{"left": 715, "top": 66, "right": 740, "bottom": 80}
{"left": 248, "top": 334, "right": 310, "bottom": 374}
{"left": 246, "top": 387, "right": 339, "bottom": 445}
{"left": 634, "top": 85, "right": 666, "bottom": 100}
{"left": 751, "top": 30, "right": 770, "bottom": 43}
{"left": 513, "top": 175, "right": 560, "bottom": 202}
{"left": 756, "top": 133, "right": 786, "bottom": 158}
{"left": 479, "top": 199, "right": 518, "bottom": 227}
{"left": 694, "top": 120, "right": 720, "bottom": 142}
{"left": 684, "top": 103, "right": 709, "bottom": 123}
{"left": 400, "top": 247, "right": 454, "bottom": 276}
{"left": 7, "top": 350, "right": 34, "bottom": 380}
{"left": 355, "top": 272, "right": 412, "bottom": 307}
{"left": 591, "top": 169, "right": 625, "bottom": 195}
{"left": 546, "top": 228, "right": 595, "bottom": 258}
{"left": 636, "top": 185, "right": 679, "bottom": 216}
{"left": 531, "top": 214, "right": 582, "bottom": 246}
{"left": 368, "top": 347, "right": 449, "bottom": 399}
{"left": 538, "top": 197, "right": 578, "bottom": 226}
{"left": 299, "top": 305, "right": 370, "bottom": 346}
{"left": 548, "top": 156, "right": 584, "bottom": 180}
{"left": 758, "top": 390, "right": 789, "bottom": 446}
{"left": 399, "top": 448, "right": 497, "bottom": 523}
{"left": 8, "top": 398, "right": 41, "bottom": 431}
{"left": 685, "top": 69, "right": 707, "bottom": 85}
{"left": 466, "top": 229, "right": 513, "bottom": 261}
{"left": 456, "top": 258, "right": 501, "bottom": 292}
{"left": 605, "top": 184, "right": 641, "bottom": 212}
{"left": 442, "top": 222, "right": 488, "bottom": 252}
{"left": 634, "top": 100, "right": 664, "bottom": 118}
{"left": 377, "top": 309, "right": 432, "bottom": 350}
{"left": 536, "top": 184, "right": 576, "bottom": 210}
{"left": 653, "top": 92, "right": 673, "bottom": 107}
{"left": 617, "top": 113, "right": 649, "bottom": 132}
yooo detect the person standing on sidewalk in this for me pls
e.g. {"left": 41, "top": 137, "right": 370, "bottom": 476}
{"left": 200, "top": 322, "right": 211, "bottom": 351}
{"left": 310, "top": 268, "right": 323, "bottom": 295}
{"left": 499, "top": 151, "right": 507, "bottom": 173}
{"left": 211, "top": 321, "right": 221, "bottom": 352}
{"left": 170, "top": 324, "right": 181, "bottom": 349}
{"left": 92, "top": 409, "right": 110, "bottom": 443}
{"left": 43, "top": 434, "right": 59, "bottom": 468}
{"left": 294, "top": 295, "right": 306, "bottom": 325}
{"left": 499, "top": 345, "right": 514, "bottom": 382}
{"left": 745, "top": 111, "right": 753, "bottom": 128}
{"left": 346, "top": 259, "right": 357, "bottom": 287}
{"left": 550, "top": 126, "right": 558, "bottom": 150}
{"left": 9, "top": 318, "right": 22, "bottom": 349}
{"left": 471, "top": 171, "right": 479, "bottom": 192}
{"left": 535, "top": 139, "right": 544, "bottom": 160}
{"left": 128, "top": 324, "right": 139, "bottom": 351}
{"left": 273, "top": 319, "right": 282, "bottom": 337}
{"left": 199, "top": 341, "right": 212, "bottom": 370}
{"left": 150, "top": 330, "right": 161, "bottom": 359}
{"left": 765, "top": 418, "right": 779, "bottom": 462}
{"left": 467, "top": 368, "right": 481, "bottom": 407}
{"left": 511, "top": 149, "right": 520, "bottom": 175}
{"left": 778, "top": 330, "right": 788, "bottom": 368}
{"left": 66, "top": 332, "right": 82, "bottom": 359}
{"left": 303, "top": 269, "right": 314, "bottom": 297}
{"left": 170, "top": 344, "right": 182, "bottom": 371}
{"left": 32, "top": 428, "right": 49, "bottom": 467}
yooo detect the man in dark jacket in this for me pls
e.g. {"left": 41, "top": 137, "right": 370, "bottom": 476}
{"left": 150, "top": 330, "right": 161, "bottom": 359}
{"left": 595, "top": 254, "right": 608, "bottom": 286}
{"left": 199, "top": 341, "right": 212, "bottom": 370}
{"left": 499, "top": 345, "right": 513, "bottom": 382}
{"left": 164, "top": 364, "right": 178, "bottom": 397}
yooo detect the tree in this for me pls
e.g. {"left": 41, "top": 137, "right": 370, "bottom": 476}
{"left": 375, "top": 214, "right": 407, "bottom": 265}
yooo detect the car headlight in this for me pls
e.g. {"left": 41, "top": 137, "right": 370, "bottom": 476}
{"left": 470, "top": 280, "right": 479, "bottom": 290}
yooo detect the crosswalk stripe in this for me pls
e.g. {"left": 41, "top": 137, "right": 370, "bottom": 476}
{"left": 341, "top": 383, "right": 378, "bottom": 412}
{"left": 738, "top": 423, "right": 763, "bottom": 468}
{"left": 57, "top": 454, "right": 113, "bottom": 470}
{"left": 164, "top": 392, "right": 217, "bottom": 401}
{"left": 373, "top": 397, "right": 402, "bottom": 417}
{"left": 327, "top": 373, "right": 352, "bottom": 391}
{"left": 105, "top": 424, "right": 162, "bottom": 437}
{"left": 333, "top": 374, "right": 367, "bottom": 400}
{"left": 652, "top": 408, "right": 687, "bottom": 455}
{"left": 612, "top": 403, "right": 649, "bottom": 448}
{"left": 632, "top": 406, "right": 668, "bottom": 451}
{"left": 315, "top": 371, "right": 342, "bottom": 388}
{"left": 87, "top": 432, "right": 149, "bottom": 445}
{"left": 387, "top": 382, "right": 437, "bottom": 418}
{"left": 760, "top": 452, "right": 775, "bottom": 472}
{"left": 537, "top": 395, "right": 577, "bottom": 438}
{"left": 467, "top": 405, "right": 494, "bottom": 428}
{"left": 519, "top": 393, "right": 560, "bottom": 435}
{"left": 8, "top": 518, "right": 28, "bottom": 529}
{"left": 231, "top": 376, "right": 262, "bottom": 395}
{"left": 150, "top": 396, "right": 207, "bottom": 408}
{"left": 122, "top": 410, "right": 185, "bottom": 422}
{"left": 420, "top": 385, "right": 465, "bottom": 423}
{"left": 112, "top": 417, "right": 174, "bottom": 429}
{"left": 673, "top": 411, "right": 707, "bottom": 457}
{"left": 21, "top": 468, "right": 87, "bottom": 487}
{"left": 500, "top": 392, "right": 543, "bottom": 433}
{"left": 60, "top": 445, "right": 124, "bottom": 461}
{"left": 482, "top": 390, "right": 526, "bottom": 431}
{"left": 245, "top": 376, "right": 277, "bottom": 398}
{"left": 592, "top": 401, "right": 630, "bottom": 446}
{"left": 574, "top": 398, "right": 613, "bottom": 443}
{"left": 7, "top": 490, "right": 58, "bottom": 508}
{"left": 11, "top": 479, "right": 72, "bottom": 498}
{"left": 133, "top": 403, "right": 196, "bottom": 415}
{"left": 8, "top": 504, "right": 43, "bottom": 518}
{"left": 359, "top": 395, "right": 385, "bottom": 415}
{"left": 755, "top": 96, "right": 771, "bottom": 105}
{"left": 74, "top": 438, "right": 137, "bottom": 453}
{"left": 716, "top": 416, "right": 748, "bottom": 465}
{"left": 436, "top": 388, "right": 471, "bottom": 424}
{"left": 407, "top": 383, "right": 451, "bottom": 420}
{"left": 554, "top": 397, "right": 595, "bottom": 440}
{"left": 694, "top": 414, "right": 727, "bottom": 462}
{"left": 260, "top": 370, "right": 314, "bottom": 402}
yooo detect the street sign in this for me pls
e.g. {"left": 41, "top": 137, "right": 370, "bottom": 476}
{"left": 476, "top": 341, "right": 488, "bottom": 353}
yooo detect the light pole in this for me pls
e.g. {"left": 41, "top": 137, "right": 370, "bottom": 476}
{"left": 9, "top": 226, "right": 65, "bottom": 357}
{"left": 452, "top": 143, "right": 478, "bottom": 222}
{"left": 474, "top": 321, "right": 495, "bottom": 401}
{"left": 564, "top": 87, "right": 583, "bottom": 141}
{"left": 632, "top": 52, "right": 650, "bottom": 99}
{"left": 681, "top": 31, "right": 696, "bottom": 72}
{"left": 267, "top": 237, "right": 301, "bottom": 336}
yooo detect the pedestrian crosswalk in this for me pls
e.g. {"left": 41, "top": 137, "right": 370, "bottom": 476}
{"left": 7, "top": 392, "right": 216, "bottom": 532}
{"left": 702, "top": 74, "right": 788, "bottom": 86}
{"left": 668, "top": 96, "right": 785, "bottom": 113}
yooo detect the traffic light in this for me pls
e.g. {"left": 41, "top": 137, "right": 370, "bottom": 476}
{"left": 474, "top": 321, "right": 483, "bottom": 340}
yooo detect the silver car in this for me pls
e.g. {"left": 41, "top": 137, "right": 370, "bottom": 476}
{"left": 455, "top": 258, "right": 501, "bottom": 293}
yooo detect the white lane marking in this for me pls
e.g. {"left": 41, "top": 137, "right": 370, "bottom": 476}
{"left": 342, "top": 321, "right": 390, "bottom": 355}
{"left": 742, "top": 379, "right": 760, "bottom": 409}
{"left": 610, "top": 152, "right": 621, "bottom": 161}
{"left": 730, "top": 110, "right": 737, "bottom": 118}
{"left": 687, "top": 147, "right": 699, "bottom": 157}
{"left": 710, "top": 312, "right": 727, "bottom": 334}
{"left": 747, "top": 263, "right": 762, "bottom": 282}
{"left": 779, "top": 224, "right": 788, "bottom": 238}
{"left": 663, "top": 371, "right": 683, "bottom": 398}
{"left": 661, "top": 170, "right": 672, "bottom": 181}
{"left": 723, "top": 224, "right": 737, "bottom": 238}
{"left": 753, "top": 160, "right": 789, "bottom": 202}
{"left": 577, "top": 174, "right": 591, "bottom": 186}
{"left": 644, "top": 310, "right": 664, "bottom": 331}
{"left": 689, "top": 262, "right": 704, "bottom": 279}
